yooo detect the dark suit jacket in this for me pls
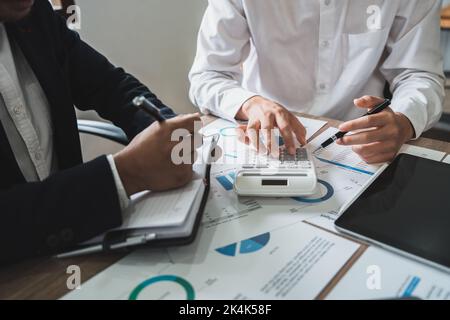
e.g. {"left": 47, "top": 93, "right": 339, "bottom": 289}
{"left": 0, "top": 0, "right": 176, "bottom": 264}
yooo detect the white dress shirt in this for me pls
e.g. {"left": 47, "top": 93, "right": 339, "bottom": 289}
{"left": 0, "top": 23, "right": 56, "bottom": 181}
{"left": 189, "top": 0, "right": 445, "bottom": 137}
{"left": 0, "top": 23, "right": 129, "bottom": 210}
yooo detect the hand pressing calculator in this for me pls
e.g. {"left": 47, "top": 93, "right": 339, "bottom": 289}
{"left": 234, "top": 147, "right": 318, "bottom": 197}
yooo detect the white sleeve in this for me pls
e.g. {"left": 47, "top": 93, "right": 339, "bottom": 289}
{"left": 380, "top": 0, "right": 445, "bottom": 138}
{"left": 107, "top": 154, "right": 130, "bottom": 212}
{"left": 188, "top": 0, "right": 257, "bottom": 121}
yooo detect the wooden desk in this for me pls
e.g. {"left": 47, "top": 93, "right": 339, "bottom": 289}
{"left": 1, "top": 114, "right": 449, "bottom": 300}
{"left": 442, "top": 5, "right": 450, "bottom": 30}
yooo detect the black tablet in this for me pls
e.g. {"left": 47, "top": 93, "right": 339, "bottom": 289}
{"left": 335, "top": 153, "right": 450, "bottom": 273}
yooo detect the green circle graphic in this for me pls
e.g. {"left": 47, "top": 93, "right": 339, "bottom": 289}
{"left": 129, "top": 275, "right": 195, "bottom": 300}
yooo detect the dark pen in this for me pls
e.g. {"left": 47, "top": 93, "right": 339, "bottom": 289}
{"left": 132, "top": 95, "right": 166, "bottom": 122}
{"left": 313, "top": 99, "right": 391, "bottom": 153}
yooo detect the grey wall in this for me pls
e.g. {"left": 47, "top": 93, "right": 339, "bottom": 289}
{"left": 443, "top": 0, "right": 450, "bottom": 71}
{"left": 75, "top": 0, "right": 207, "bottom": 116}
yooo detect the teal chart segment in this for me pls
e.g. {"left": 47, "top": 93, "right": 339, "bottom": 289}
{"left": 216, "top": 233, "right": 271, "bottom": 257}
{"left": 215, "top": 172, "right": 236, "bottom": 191}
{"left": 219, "top": 127, "right": 237, "bottom": 137}
{"left": 292, "top": 179, "right": 334, "bottom": 203}
{"left": 129, "top": 275, "right": 195, "bottom": 300}
{"left": 402, "top": 276, "right": 421, "bottom": 298}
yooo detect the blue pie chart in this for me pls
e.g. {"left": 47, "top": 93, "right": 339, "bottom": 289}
{"left": 216, "top": 233, "right": 271, "bottom": 257}
{"left": 292, "top": 179, "right": 334, "bottom": 203}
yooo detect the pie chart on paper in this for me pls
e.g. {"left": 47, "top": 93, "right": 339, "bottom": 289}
{"left": 215, "top": 233, "right": 271, "bottom": 257}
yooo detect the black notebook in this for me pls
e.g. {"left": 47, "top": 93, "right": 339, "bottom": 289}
{"left": 57, "top": 134, "right": 219, "bottom": 258}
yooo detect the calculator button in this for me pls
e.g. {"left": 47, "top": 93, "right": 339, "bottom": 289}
{"left": 284, "top": 155, "right": 297, "bottom": 162}
{"left": 296, "top": 149, "right": 308, "bottom": 161}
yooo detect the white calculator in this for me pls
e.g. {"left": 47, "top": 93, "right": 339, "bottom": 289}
{"left": 234, "top": 147, "right": 318, "bottom": 197}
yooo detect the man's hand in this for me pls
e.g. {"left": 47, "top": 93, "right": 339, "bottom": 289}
{"left": 337, "top": 96, "right": 415, "bottom": 164}
{"left": 114, "top": 113, "right": 201, "bottom": 196}
{"left": 236, "top": 96, "right": 306, "bottom": 155}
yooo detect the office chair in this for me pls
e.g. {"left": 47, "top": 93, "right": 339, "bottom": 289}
{"left": 77, "top": 120, "right": 129, "bottom": 146}
{"left": 77, "top": 120, "right": 128, "bottom": 162}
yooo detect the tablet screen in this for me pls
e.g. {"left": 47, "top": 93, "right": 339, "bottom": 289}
{"left": 335, "top": 154, "right": 450, "bottom": 270}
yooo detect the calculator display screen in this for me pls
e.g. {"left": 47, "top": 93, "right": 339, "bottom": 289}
{"left": 261, "top": 179, "right": 288, "bottom": 186}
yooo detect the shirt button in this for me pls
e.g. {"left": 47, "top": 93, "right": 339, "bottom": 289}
{"left": 34, "top": 152, "right": 42, "bottom": 161}
{"left": 324, "top": 0, "right": 331, "bottom": 6}
{"left": 321, "top": 40, "right": 330, "bottom": 48}
{"left": 13, "top": 105, "right": 22, "bottom": 115}
{"left": 319, "top": 83, "right": 327, "bottom": 90}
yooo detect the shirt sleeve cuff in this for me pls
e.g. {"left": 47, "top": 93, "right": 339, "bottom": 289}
{"left": 217, "top": 88, "right": 258, "bottom": 122}
{"left": 390, "top": 97, "right": 427, "bottom": 140}
{"left": 107, "top": 154, "right": 130, "bottom": 211}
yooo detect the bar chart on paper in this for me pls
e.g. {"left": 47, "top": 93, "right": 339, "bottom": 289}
{"left": 202, "top": 168, "right": 263, "bottom": 230}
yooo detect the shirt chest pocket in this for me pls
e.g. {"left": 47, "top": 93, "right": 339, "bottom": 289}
{"left": 339, "top": 29, "right": 388, "bottom": 87}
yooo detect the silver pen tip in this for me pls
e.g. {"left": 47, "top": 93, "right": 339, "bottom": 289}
{"left": 132, "top": 96, "right": 145, "bottom": 107}
{"left": 313, "top": 147, "right": 323, "bottom": 155}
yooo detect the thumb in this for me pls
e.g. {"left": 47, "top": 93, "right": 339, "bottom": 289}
{"left": 354, "top": 96, "right": 385, "bottom": 110}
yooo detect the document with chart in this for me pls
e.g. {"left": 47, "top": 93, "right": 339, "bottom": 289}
{"left": 63, "top": 222, "right": 359, "bottom": 300}
{"left": 327, "top": 247, "right": 450, "bottom": 300}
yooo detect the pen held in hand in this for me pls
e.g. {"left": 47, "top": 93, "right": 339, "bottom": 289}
{"left": 313, "top": 99, "right": 391, "bottom": 154}
{"left": 133, "top": 95, "right": 166, "bottom": 122}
